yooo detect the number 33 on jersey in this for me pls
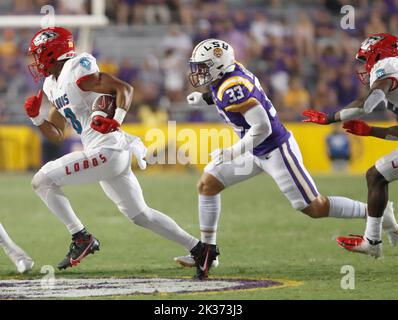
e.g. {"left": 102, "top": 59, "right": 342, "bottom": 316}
{"left": 209, "top": 62, "right": 289, "bottom": 156}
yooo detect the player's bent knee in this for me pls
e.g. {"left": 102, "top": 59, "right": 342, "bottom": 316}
{"left": 301, "top": 196, "right": 329, "bottom": 218}
{"left": 197, "top": 173, "right": 224, "bottom": 196}
{"left": 301, "top": 206, "right": 319, "bottom": 218}
{"left": 366, "top": 166, "right": 388, "bottom": 187}
{"left": 31, "top": 171, "right": 53, "bottom": 191}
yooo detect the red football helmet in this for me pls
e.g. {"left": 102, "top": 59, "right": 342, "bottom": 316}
{"left": 28, "top": 27, "right": 76, "bottom": 82}
{"left": 356, "top": 33, "right": 398, "bottom": 85}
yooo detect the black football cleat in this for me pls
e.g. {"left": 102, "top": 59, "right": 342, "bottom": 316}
{"left": 191, "top": 241, "right": 220, "bottom": 280}
{"left": 57, "top": 229, "right": 100, "bottom": 270}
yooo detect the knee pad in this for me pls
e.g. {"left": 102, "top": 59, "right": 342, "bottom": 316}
{"left": 31, "top": 171, "right": 57, "bottom": 191}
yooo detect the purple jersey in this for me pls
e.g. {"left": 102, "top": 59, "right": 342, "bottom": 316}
{"left": 209, "top": 63, "right": 290, "bottom": 156}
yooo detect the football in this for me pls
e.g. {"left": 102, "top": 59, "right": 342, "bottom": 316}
{"left": 91, "top": 94, "right": 116, "bottom": 119}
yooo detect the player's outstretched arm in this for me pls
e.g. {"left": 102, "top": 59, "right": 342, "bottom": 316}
{"left": 187, "top": 92, "right": 214, "bottom": 106}
{"left": 302, "top": 78, "right": 394, "bottom": 125}
{"left": 343, "top": 119, "right": 398, "bottom": 141}
{"left": 302, "top": 96, "right": 367, "bottom": 125}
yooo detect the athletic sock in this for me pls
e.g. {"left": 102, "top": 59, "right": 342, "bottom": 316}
{"left": 327, "top": 196, "right": 367, "bottom": 219}
{"left": 199, "top": 194, "right": 221, "bottom": 245}
{"left": 0, "top": 223, "right": 27, "bottom": 256}
{"left": 365, "top": 216, "right": 383, "bottom": 242}
{"left": 381, "top": 202, "right": 398, "bottom": 232}
{"left": 132, "top": 207, "right": 199, "bottom": 251}
{"left": 0, "top": 223, "right": 13, "bottom": 249}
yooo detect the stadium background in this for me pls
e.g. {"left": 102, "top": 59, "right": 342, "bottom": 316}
{"left": 0, "top": 0, "right": 397, "bottom": 173}
{"left": 3, "top": 0, "right": 398, "bottom": 300}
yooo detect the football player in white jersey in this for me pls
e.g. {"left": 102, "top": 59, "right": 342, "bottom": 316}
{"left": 25, "top": 27, "right": 200, "bottom": 270}
{"left": 303, "top": 33, "right": 398, "bottom": 258}
{"left": 0, "top": 223, "right": 34, "bottom": 273}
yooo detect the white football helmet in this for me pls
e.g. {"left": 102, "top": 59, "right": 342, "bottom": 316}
{"left": 189, "top": 38, "right": 235, "bottom": 87}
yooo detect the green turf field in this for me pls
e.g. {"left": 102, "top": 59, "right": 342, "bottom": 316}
{"left": 1, "top": 172, "right": 398, "bottom": 299}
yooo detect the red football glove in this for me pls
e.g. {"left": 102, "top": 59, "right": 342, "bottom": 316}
{"left": 24, "top": 90, "right": 43, "bottom": 118}
{"left": 302, "top": 109, "right": 330, "bottom": 125}
{"left": 90, "top": 116, "right": 120, "bottom": 134}
{"left": 343, "top": 120, "right": 372, "bottom": 136}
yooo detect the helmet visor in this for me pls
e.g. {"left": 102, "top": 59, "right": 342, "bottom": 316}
{"left": 189, "top": 60, "right": 214, "bottom": 87}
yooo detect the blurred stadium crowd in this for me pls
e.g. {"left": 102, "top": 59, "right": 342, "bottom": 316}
{"left": 0, "top": 0, "right": 398, "bottom": 124}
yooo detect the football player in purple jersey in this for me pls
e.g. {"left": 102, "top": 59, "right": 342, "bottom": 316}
{"left": 174, "top": 39, "right": 398, "bottom": 280}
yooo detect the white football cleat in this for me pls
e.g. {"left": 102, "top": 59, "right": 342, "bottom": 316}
{"left": 16, "top": 258, "right": 34, "bottom": 274}
{"left": 4, "top": 246, "right": 34, "bottom": 273}
{"left": 174, "top": 254, "right": 219, "bottom": 268}
{"left": 336, "top": 235, "right": 382, "bottom": 258}
{"left": 382, "top": 201, "right": 398, "bottom": 246}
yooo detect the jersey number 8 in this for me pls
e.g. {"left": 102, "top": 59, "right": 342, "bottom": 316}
{"left": 64, "top": 108, "right": 82, "bottom": 134}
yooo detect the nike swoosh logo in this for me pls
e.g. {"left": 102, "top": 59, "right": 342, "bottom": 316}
{"left": 199, "top": 251, "right": 209, "bottom": 272}
{"left": 69, "top": 239, "right": 94, "bottom": 266}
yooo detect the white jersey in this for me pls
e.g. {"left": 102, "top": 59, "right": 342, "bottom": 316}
{"left": 369, "top": 57, "right": 398, "bottom": 108}
{"left": 43, "top": 52, "right": 133, "bottom": 152}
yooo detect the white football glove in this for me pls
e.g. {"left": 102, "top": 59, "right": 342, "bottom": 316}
{"left": 187, "top": 92, "right": 207, "bottom": 106}
{"left": 131, "top": 137, "right": 147, "bottom": 170}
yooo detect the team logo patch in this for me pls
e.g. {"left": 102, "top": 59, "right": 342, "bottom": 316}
{"left": 79, "top": 57, "right": 91, "bottom": 70}
{"left": 376, "top": 68, "right": 386, "bottom": 78}
{"left": 213, "top": 47, "right": 223, "bottom": 58}
{"left": 0, "top": 277, "right": 301, "bottom": 299}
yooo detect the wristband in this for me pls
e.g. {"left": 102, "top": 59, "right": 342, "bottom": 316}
{"left": 202, "top": 92, "right": 214, "bottom": 105}
{"left": 114, "top": 108, "right": 127, "bottom": 124}
{"left": 30, "top": 113, "right": 45, "bottom": 126}
{"left": 327, "top": 112, "right": 336, "bottom": 124}
{"left": 91, "top": 111, "right": 108, "bottom": 119}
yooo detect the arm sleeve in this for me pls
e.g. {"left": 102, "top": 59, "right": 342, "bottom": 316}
{"left": 229, "top": 104, "right": 272, "bottom": 158}
{"left": 363, "top": 88, "right": 387, "bottom": 113}
{"left": 339, "top": 108, "right": 366, "bottom": 121}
